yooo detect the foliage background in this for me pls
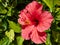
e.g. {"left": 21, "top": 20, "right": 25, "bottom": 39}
{"left": 0, "top": 0, "right": 60, "bottom": 45}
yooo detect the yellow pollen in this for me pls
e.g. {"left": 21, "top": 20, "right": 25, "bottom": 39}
{"left": 25, "top": 20, "right": 30, "bottom": 25}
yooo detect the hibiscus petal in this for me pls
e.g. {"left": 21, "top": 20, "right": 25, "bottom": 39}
{"left": 18, "top": 18, "right": 26, "bottom": 25}
{"left": 38, "top": 32, "right": 47, "bottom": 42}
{"left": 37, "top": 11, "right": 53, "bottom": 32}
{"left": 41, "top": 11, "right": 53, "bottom": 21}
{"left": 26, "top": 1, "right": 42, "bottom": 15}
{"left": 37, "top": 22, "right": 50, "bottom": 32}
{"left": 31, "top": 28, "right": 47, "bottom": 44}
{"left": 18, "top": 9, "right": 33, "bottom": 25}
{"left": 22, "top": 25, "right": 34, "bottom": 40}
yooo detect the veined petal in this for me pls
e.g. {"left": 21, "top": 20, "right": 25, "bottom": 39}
{"left": 22, "top": 25, "right": 34, "bottom": 40}
{"left": 41, "top": 11, "right": 53, "bottom": 21}
{"left": 26, "top": 1, "right": 42, "bottom": 15}
{"left": 37, "top": 22, "right": 50, "bottom": 32}
{"left": 37, "top": 11, "right": 53, "bottom": 32}
{"left": 31, "top": 28, "right": 47, "bottom": 44}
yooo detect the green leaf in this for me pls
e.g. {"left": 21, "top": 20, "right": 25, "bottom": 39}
{"left": 2, "top": 19, "right": 8, "bottom": 31}
{"left": 5, "top": 29, "right": 15, "bottom": 42}
{"left": 7, "top": 7, "right": 12, "bottom": 16}
{"left": 42, "top": 0, "right": 60, "bottom": 12}
{"left": 42, "top": 0, "right": 54, "bottom": 12}
{"left": 0, "top": 4, "right": 7, "bottom": 14}
{"left": 55, "top": 8, "right": 60, "bottom": 20}
{"left": 12, "top": 0, "right": 17, "bottom": 7}
{"left": 56, "top": 15, "right": 60, "bottom": 20}
{"left": 0, "top": 36, "right": 11, "bottom": 45}
{"left": 10, "top": 43, "right": 14, "bottom": 45}
{"left": 16, "top": 36, "right": 24, "bottom": 45}
{"left": 52, "top": 31, "right": 60, "bottom": 43}
{"left": 8, "top": 20, "right": 21, "bottom": 33}
{"left": 45, "top": 33, "right": 52, "bottom": 45}
{"left": 2, "top": 0, "right": 8, "bottom": 7}
{"left": 55, "top": 0, "right": 60, "bottom": 6}
{"left": 0, "top": 0, "right": 1, "bottom": 2}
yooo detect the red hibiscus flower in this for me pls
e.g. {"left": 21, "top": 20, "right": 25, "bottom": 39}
{"left": 18, "top": 1, "right": 53, "bottom": 44}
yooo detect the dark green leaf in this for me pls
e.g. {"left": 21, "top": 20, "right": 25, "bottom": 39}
{"left": 12, "top": 0, "right": 17, "bottom": 7}
{"left": 52, "top": 31, "right": 60, "bottom": 43}
{"left": 55, "top": 8, "right": 60, "bottom": 20}
{"left": 0, "top": 4, "right": 7, "bottom": 14}
{"left": 0, "top": 36, "right": 11, "bottom": 45}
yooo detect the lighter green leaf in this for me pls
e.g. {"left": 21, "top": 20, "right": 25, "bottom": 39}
{"left": 16, "top": 36, "right": 24, "bottom": 45}
{"left": 5, "top": 29, "right": 14, "bottom": 42}
{"left": 42, "top": 0, "right": 60, "bottom": 12}
{"left": 8, "top": 20, "right": 21, "bottom": 33}
{"left": 43, "top": 0, "right": 54, "bottom": 12}
{"left": 0, "top": 0, "right": 1, "bottom": 2}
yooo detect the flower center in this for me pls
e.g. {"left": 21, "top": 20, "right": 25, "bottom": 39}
{"left": 34, "top": 19, "right": 39, "bottom": 26}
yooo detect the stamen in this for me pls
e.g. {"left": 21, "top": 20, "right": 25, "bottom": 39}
{"left": 25, "top": 20, "right": 30, "bottom": 25}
